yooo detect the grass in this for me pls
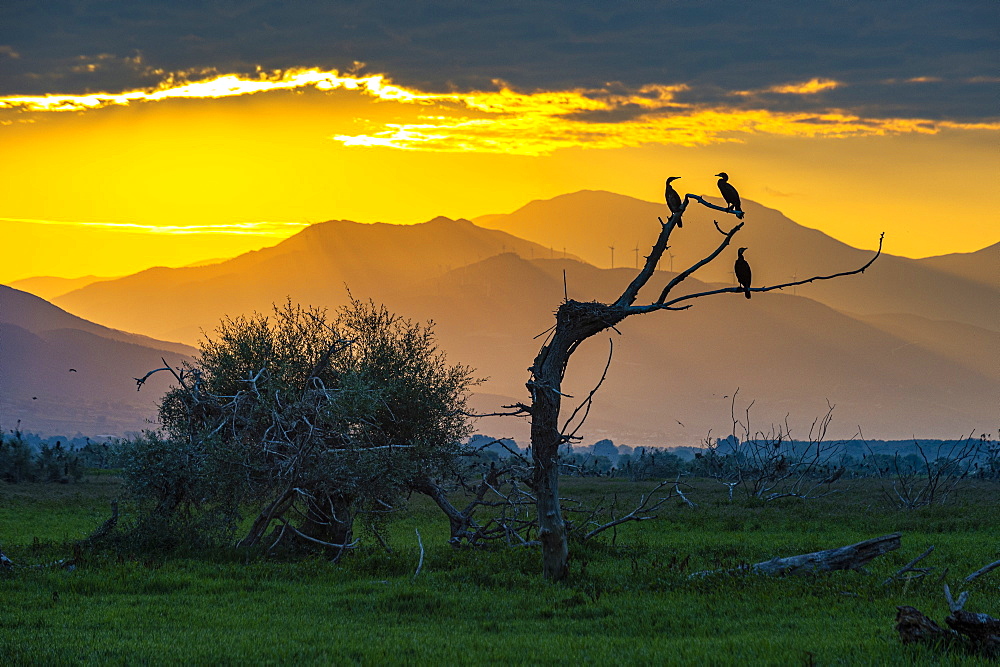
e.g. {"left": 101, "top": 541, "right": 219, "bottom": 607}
{"left": 1, "top": 476, "right": 997, "bottom": 664}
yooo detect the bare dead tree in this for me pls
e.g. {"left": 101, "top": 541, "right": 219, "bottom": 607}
{"left": 415, "top": 436, "right": 687, "bottom": 549}
{"left": 512, "top": 179, "right": 883, "bottom": 580}
{"left": 722, "top": 392, "right": 853, "bottom": 502}
{"left": 867, "top": 433, "right": 986, "bottom": 509}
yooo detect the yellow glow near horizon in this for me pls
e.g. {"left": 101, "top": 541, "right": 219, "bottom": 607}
{"left": 1, "top": 68, "right": 997, "bottom": 282}
{"left": 0, "top": 217, "right": 308, "bottom": 236}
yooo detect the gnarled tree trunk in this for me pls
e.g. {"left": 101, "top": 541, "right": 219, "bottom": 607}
{"left": 522, "top": 184, "right": 881, "bottom": 581}
{"left": 529, "top": 302, "right": 625, "bottom": 580}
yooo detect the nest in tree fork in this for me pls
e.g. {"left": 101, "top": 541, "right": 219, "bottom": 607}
{"left": 557, "top": 300, "right": 625, "bottom": 336}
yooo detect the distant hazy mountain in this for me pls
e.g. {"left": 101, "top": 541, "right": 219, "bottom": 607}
{"left": 2, "top": 286, "right": 193, "bottom": 356}
{"left": 916, "top": 242, "right": 999, "bottom": 289}
{"left": 38, "top": 196, "right": 998, "bottom": 443}
{"left": 394, "top": 254, "right": 998, "bottom": 443}
{"left": 0, "top": 286, "right": 194, "bottom": 435}
{"left": 7, "top": 275, "right": 117, "bottom": 301}
{"left": 54, "top": 217, "right": 569, "bottom": 344}
{"left": 475, "top": 191, "right": 999, "bottom": 332}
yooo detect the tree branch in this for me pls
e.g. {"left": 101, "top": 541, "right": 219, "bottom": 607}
{"left": 615, "top": 205, "right": 685, "bottom": 307}
{"left": 559, "top": 339, "right": 613, "bottom": 442}
{"left": 656, "top": 220, "right": 744, "bottom": 303}
{"left": 582, "top": 480, "right": 675, "bottom": 540}
{"left": 686, "top": 194, "right": 745, "bottom": 219}
{"left": 630, "top": 232, "right": 884, "bottom": 313}
{"left": 464, "top": 403, "right": 532, "bottom": 418}
{"left": 966, "top": 559, "right": 1000, "bottom": 583}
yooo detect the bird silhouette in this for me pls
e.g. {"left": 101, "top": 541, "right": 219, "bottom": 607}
{"left": 716, "top": 172, "right": 742, "bottom": 212}
{"left": 735, "top": 247, "right": 752, "bottom": 299}
{"left": 664, "top": 176, "right": 683, "bottom": 226}
{"left": 68, "top": 368, "right": 77, "bottom": 373}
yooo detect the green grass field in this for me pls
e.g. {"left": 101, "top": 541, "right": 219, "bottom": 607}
{"left": 2, "top": 476, "right": 997, "bottom": 664}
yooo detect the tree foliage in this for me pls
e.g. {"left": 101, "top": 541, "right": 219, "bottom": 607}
{"left": 117, "top": 298, "right": 477, "bottom": 553}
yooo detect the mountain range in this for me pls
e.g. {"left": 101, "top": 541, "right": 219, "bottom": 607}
{"left": 0, "top": 286, "right": 195, "bottom": 435}
{"left": 4, "top": 191, "right": 996, "bottom": 444}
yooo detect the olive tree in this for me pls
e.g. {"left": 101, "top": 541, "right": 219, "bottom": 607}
{"left": 119, "top": 298, "right": 476, "bottom": 554}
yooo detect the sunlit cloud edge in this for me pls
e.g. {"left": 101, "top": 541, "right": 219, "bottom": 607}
{"left": 2, "top": 68, "right": 997, "bottom": 157}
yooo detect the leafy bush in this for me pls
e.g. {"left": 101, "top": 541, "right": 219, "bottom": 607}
{"left": 117, "top": 298, "right": 477, "bottom": 555}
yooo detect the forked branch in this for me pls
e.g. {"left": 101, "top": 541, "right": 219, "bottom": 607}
{"left": 635, "top": 232, "right": 884, "bottom": 313}
{"left": 656, "top": 220, "right": 744, "bottom": 303}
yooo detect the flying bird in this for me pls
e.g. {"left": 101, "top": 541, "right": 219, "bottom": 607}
{"left": 735, "top": 247, "right": 752, "bottom": 299}
{"left": 68, "top": 368, "right": 77, "bottom": 372}
{"left": 664, "top": 176, "right": 683, "bottom": 226}
{"left": 715, "top": 172, "right": 742, "bottom": 212}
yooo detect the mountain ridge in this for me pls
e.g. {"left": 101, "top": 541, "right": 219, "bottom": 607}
{"left": 0, "top": 287, "right": 194, "bottom": 435}
{"left": 7, "top": 193, "right": 994, "bottom": 442}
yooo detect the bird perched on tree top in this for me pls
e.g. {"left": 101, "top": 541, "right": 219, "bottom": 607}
{"left": 716, "top": 172, "right": 742, "bottom": 213}
{"left": 664, "top": 176, "right": 683, "bottom": 227}
{"left": 735, "top": 247, "right": 752, "bottom": 299}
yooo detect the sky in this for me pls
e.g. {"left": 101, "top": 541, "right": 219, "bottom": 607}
{"left": 1, "top": 1, "right": 998, "bottom": 282}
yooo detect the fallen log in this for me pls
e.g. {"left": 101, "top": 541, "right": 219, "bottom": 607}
{"left": 751, "top": 533, "right": 902, "bottom": 576}
{"left": 691, "top": 533, "right": 901, "bottom": 577}
{"left": 895, "top": 586, "right": 999, "bottom": 658}
{"left": 896, "top": 605, "right": 947, "bottom": 645}
{"left": 965, "top": 558, "right": 1000, "bottom": 583}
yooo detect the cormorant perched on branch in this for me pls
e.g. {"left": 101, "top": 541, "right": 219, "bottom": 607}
{"left": 716, "top": 172, "right": 741, "bottom": 212}
{"left": 735, "top": 247, "right": 752, "bottom": 299}
{"left": 664, "top": 176, "right": 683, "bottom": 227}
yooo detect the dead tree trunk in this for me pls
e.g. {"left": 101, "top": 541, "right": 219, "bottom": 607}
{"left": 411, "top": 477, "right": 478, "bottom": 544}
{"left": 750, "top": 532, "right": 901, "bottom": 575}
{"left": 529, "top": 302, "right": 628, "bottom": 579}
{"left": 690, "top": 533, "right": 901, "bottom": 577}
{"left": 897, "top": 586, "right": 1000, "bottom": 658}
{"left": 520, "top": 181, "right": 883, "bottom": 581}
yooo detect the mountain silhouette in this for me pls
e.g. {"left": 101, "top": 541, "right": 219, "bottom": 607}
{"left": 0, "top": 286, "right": 194, "bottom": 435}
{"left": 475, "top": 191, "right": 998, "bottom": 332}
{"left": 53, "top": 217, "right": 571, "bottom": 344}
{"left": 7, "top": 275, "right": 117, "bottom": 301}
{"left": 915, "top": 242, "right": 999, "bottom": 289}
{"left": 2, "top": 286, "right": 193, "bottom": 356}
{"left": 396, "top": 253, "right": 998, "bottom": 443}
{"left": 20, "top": 193, "right": 997, "bottom": 443}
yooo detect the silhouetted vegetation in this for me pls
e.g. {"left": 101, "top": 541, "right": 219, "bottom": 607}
{"left": 0, "top": 426, "right": 84, "bottom": 484}
{"left": 115, "top": 298, "right": 477, "bottom": 555}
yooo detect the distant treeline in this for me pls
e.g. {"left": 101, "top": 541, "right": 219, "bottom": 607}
{"left": 0, "top": 428, "right": 117, "bottom": 483}
{"left": 468, "top": 433, "right": 998, "bottom": 480}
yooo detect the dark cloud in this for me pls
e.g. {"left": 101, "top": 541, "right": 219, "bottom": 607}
{"left": 1, "top": 0, "right": 997, "bottom": 120}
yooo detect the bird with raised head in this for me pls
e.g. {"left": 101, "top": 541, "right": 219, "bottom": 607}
{"left": 716, "top": 172, "right": 741, "bottom": 212}
{"left": 664, "top": 176, "right": 683, "bottom": 227}
{"left": 735, "top": 247, "right": 752, "bottom": 299}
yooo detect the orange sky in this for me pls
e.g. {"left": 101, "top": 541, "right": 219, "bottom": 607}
{"left": 1, "top": 69, "right": 997, "bottom": 283}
